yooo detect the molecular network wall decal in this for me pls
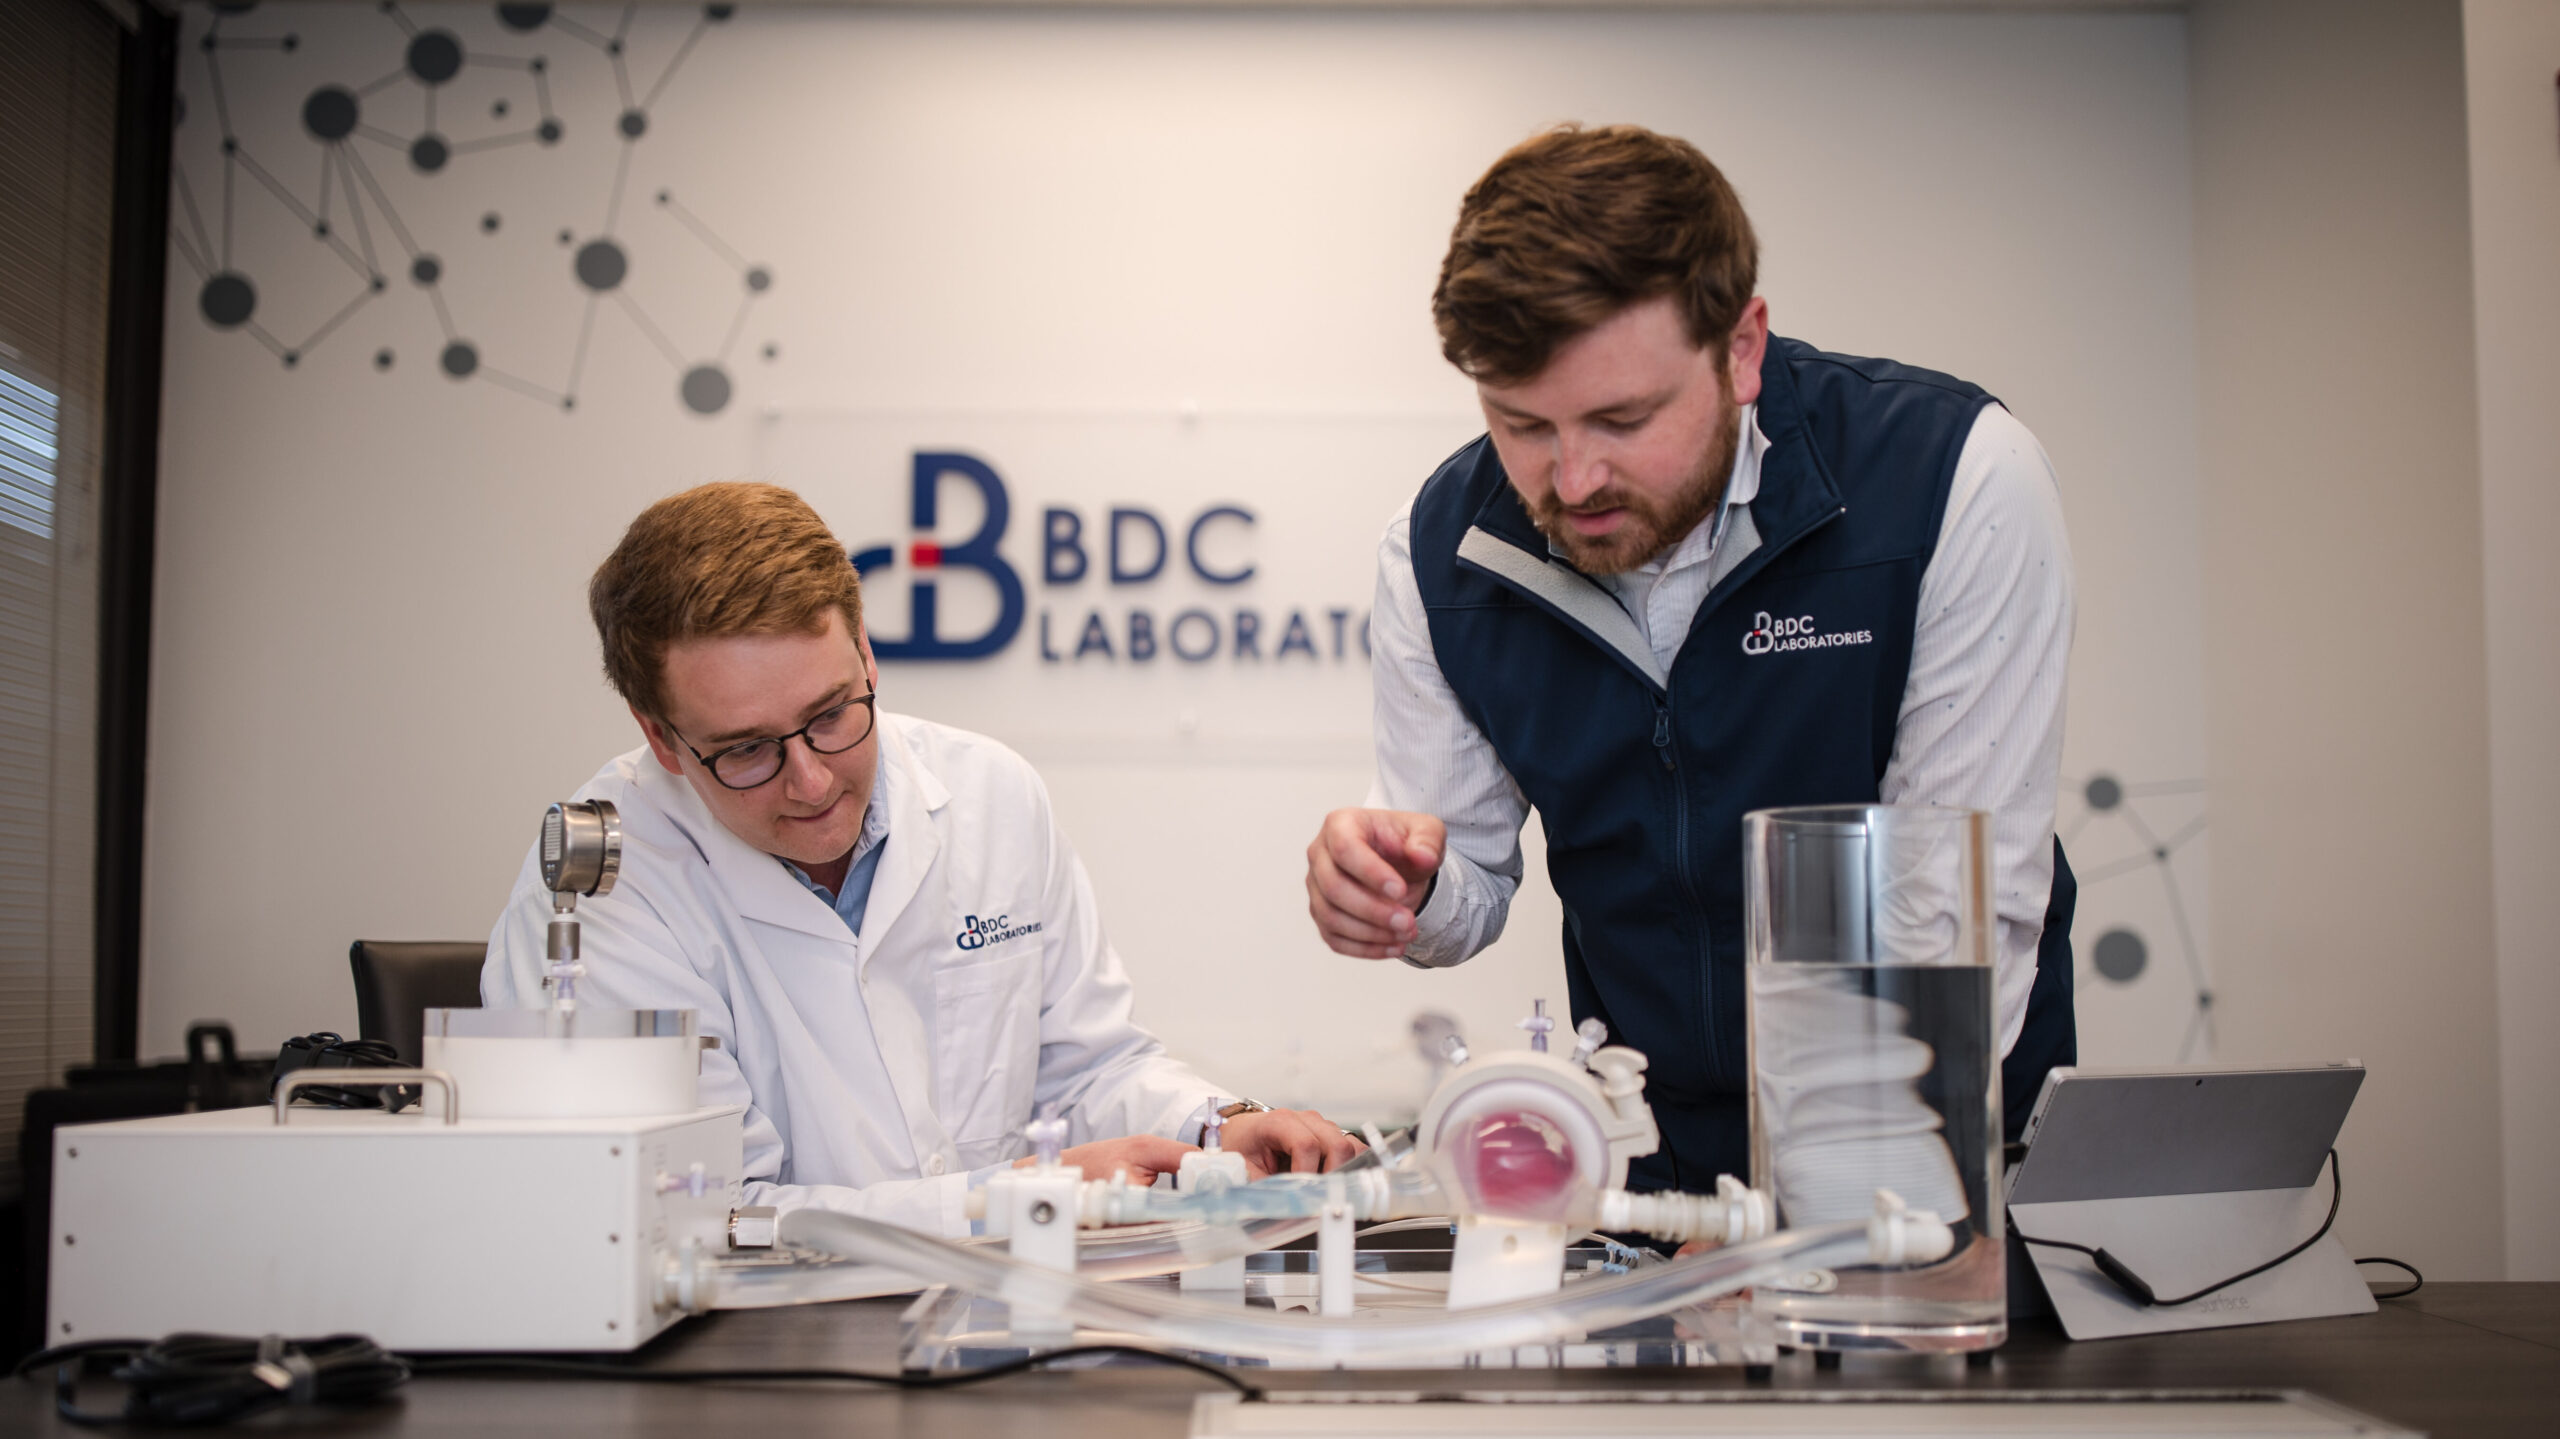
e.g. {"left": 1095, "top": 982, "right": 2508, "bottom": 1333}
{"left": 2063, "top": 771, "right": 2214, "bottom": 1061}
{"left": 169, "top": 1, "right": 775, "bottom": 415}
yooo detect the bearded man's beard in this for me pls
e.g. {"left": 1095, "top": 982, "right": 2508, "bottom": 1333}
{"left": 1527, "top": 394, "right": 1742, "bottom": 576}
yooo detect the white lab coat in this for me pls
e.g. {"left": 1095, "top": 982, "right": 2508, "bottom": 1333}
{"left": 485, "top": 712, "right": 1217, "bottom": 1236}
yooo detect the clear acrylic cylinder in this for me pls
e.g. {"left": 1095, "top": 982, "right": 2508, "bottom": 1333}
{"left": 422, "top": 1007, "right": 701, "bottom": 1119}
{"left": 1744, "top": 804, "right": 2005, "bottom": 1352}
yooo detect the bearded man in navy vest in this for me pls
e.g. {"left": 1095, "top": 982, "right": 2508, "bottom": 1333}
{"left": 1304, "top": 124, "right": 2079, "bottom": 1196}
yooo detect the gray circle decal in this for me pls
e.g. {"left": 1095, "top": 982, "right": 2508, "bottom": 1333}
{"left": 679, "top": 364, "right": 731, "bottom": 415}
{"left": 2092, "top": 928, "right": 2148, "bottom": 984}
{"left": 302, "top": 86, "right": 358, "bottom": 141}
{"left": 574, "top": 239, "right": 628, "bottom": 291}
{"left": 406, "top": 31, "right": 465, "bottom": 86}
{"left": 200, "top": 273, "right": 256, "bottom": 328}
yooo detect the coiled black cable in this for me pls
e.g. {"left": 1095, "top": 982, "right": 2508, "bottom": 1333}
{"left": 15, "top": 1335, "right": 1259, "bottom": 1426}
{"left": 23, "top": 1333, "right": 411, "bottom": 1427}
{"left": 270, "top": 1032, "right": 414, "bottom": 1111}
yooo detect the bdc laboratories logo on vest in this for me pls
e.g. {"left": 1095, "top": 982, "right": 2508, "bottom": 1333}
{"left": 1741, "top": 610, "right": 1874, "bottom": 656}
{"left": 852, "top": 453, "right": 1370, "bottom": 664}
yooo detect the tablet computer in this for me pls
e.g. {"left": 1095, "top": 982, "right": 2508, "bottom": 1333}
{"left": 2005, "top": 1061, "right": 2375, "bottom": 1339}
{"left": 2010, "top": 1062, "right": 2364, "bottom": 1205}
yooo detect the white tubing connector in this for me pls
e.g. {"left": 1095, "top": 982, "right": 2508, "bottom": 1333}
{"left": 1594, "top": 1175, "right": 1772, "bottom": 1246}
{"left": 1865, "top": 1188, "right": 1956, "bottom": 1266}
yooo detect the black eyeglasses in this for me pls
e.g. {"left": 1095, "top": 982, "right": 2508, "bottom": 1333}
{"left": 671, "top": 690, "right": 878, "bottom": 790}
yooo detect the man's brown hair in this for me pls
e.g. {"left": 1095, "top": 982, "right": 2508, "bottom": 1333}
{"left": 590, "top": 481, "right": 863, "bottom": 720}
{"left": 1433, "top": 124, "right": 1759, "bottom": 385}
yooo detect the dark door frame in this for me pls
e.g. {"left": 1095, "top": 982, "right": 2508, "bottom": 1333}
{"left": 92, "top": 0, "right": 177, "bottom": 1064}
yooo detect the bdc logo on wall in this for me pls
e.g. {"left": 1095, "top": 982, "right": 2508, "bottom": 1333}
{"left": 853, "top": 452, "right": 1369, "bottom": 665}
{"left": 851, "top": 454, "right": 1025, "bottom": 660}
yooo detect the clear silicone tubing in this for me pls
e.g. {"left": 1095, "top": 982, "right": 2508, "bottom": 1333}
{"left": 702, "top": 1207, "right": 1348, "bottom": 1307}
{"left": 703, "top": 1252, "right": 926, "bottom": 1308}
{"left": 701, "top": 1216, "right": 1327, "bottom": 1306}
{"left": 780, "top": 1207, "right": 1876, "bottom": 1366}
{"left": 709, "top": 1135, "right": 1434, "bottom": 1306}
{"left": 1064, "top": 1129, "right": 1437, "bottom": 1278}
{"left": 1101, "top": 1161, "right": 1443, "bottom": 1224}
{"left": 1074, "top": 1212, "right": 1321, "bottom": 1281}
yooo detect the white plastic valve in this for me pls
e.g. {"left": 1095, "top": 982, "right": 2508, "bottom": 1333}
{"left": 985, "top": 1116, "right": 1083, "bottom": 1307}
{"left": 1584, "top": 1046, "right": 1652, "bottom": 1125}
{"left": 1178, "top": 1096, "right": 1250, "bottom": 1291}
{"left": 1569, "top": 1017, "right": 1609, "bottom": 1067}
{"left": 1517, "top": 999, "right": 1556, "bottom": 1053}
{"left": 1026, "top": 1114, "right": 1069, "bottom": 1169}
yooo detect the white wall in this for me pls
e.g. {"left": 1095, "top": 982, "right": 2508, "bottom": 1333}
{"left": 145, "top": 9, "right": 2211, "bottom": 1133}
{"left": 2188, "top": 0, "right": 2505, "bottom": 1280}
{"left": 2462, "top": 0, "right": 2560, "bottom": 1283}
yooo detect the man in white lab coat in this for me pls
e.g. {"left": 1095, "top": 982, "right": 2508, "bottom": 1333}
{"left": 487, "top": 482, "right": 1353, "bottom": 1236}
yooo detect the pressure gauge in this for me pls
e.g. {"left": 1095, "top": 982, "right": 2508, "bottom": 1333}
{"left": 540, "top": 799, "right": 622, "bottom": 900}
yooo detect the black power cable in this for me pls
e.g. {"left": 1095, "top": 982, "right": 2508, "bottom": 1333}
{"left": 2017, "top": 1149, "right": 2423, "bottom": 1306}
{"left": 16, "top": 1334, "right": 1261, "bottom": 1426}
{"left": 2356, "top": 1256, "right": 2424, "bottom": 1300}
{"left": 408, "top": 1344, "right": 1265, "bottom": 1398}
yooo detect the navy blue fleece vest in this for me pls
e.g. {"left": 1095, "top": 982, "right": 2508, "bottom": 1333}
{"left": 1410, "top": 336, "right": 2077, "bottom": 1193}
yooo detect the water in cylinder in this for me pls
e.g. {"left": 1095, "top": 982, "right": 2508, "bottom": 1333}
{"left": 1745, "top": 804, "right": 2005, "bottom": 1352}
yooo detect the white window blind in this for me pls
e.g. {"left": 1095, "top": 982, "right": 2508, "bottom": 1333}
{"left": 0, "top": 0, "right": 113, "bottom": 1200}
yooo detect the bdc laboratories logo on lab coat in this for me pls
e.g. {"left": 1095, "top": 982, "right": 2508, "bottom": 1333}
{"left": 851, "top": 453, "right": 1370, "bottom": 664}
{"left": 1741, "top": 610, "right": 1874, "bottom": 656}
{"left": 955, "top": 913, "right": 1043, "bottom": 951}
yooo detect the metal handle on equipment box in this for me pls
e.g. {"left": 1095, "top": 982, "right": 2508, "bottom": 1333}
{"left": 272, "top": 1068, "right": 461, "bottom": 1126}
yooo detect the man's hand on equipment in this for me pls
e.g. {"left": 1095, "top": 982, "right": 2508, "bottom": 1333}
{"left": 1220, "top": 1108, "right": 1366, "bottom": 1179}
{"left": 1021, "top": 1135, "right": 1195, "bottom": 1187}
{"left": 1306, "top": 808, "right": 1447, "bottom": 959}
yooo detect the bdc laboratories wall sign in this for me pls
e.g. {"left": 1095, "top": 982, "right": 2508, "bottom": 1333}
{"left": 851, "top": 451, "right": 1372, "bottom": 667}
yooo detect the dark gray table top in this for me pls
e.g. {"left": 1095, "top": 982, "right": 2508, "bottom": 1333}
{"left": 10, "top": 1284, "right": 2553, "bottom": 1438}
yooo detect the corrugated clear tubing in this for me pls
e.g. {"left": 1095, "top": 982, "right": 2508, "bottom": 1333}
{"left": 706, "top": 1132, "right": 1437, "bottom": 1306}
{"left": 780, "top": 1207, "right": 1877, "bottom": 1366}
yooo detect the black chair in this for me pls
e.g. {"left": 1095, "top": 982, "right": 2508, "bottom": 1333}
{"left": 348, "top": 940, "right": 488, "bottom": 1065}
